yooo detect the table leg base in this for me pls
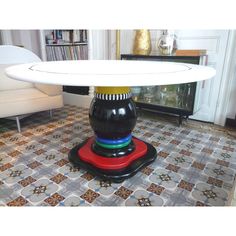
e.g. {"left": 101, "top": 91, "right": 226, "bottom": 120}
{"left": 68, "top": 137, "right": 157, "bottom": 183}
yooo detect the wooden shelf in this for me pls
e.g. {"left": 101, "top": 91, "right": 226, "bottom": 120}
{"left": 46, "top": 42, "right": 88, "bottom": 46}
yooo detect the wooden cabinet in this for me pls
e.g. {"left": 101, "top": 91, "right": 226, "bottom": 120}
{"left": 121, "top": 54, "right": 204, "bottom": 125}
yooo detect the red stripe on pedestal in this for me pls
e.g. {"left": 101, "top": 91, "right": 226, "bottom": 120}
{"left": 78, "top": 137, "right": 148, "bottom": 170}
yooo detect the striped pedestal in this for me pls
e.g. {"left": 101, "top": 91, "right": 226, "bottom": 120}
{"left": 68, "top": 86, "right": 157, "bottom": 182}
{"left": 96, "top": 134, "right": 132, "bottom": 150}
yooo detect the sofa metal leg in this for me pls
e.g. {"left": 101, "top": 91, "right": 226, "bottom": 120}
{"left": 16, "top": 116, "right": 21, "bottom": 132}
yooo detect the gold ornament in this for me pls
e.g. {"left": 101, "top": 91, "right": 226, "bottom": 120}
{"left": 133, "top": 30, "right": 152, "bottom": 55}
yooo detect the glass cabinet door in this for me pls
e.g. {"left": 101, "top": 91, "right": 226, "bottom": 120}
{"left": 131, "top": 82, "right": 196, "bottom": 111}
{"left": 121, "top": 54, "right": 200, "bottom": 117}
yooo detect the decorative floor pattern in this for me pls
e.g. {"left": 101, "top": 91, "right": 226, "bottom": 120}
{"left": 0, "top": 105, "right": 236, "bottom": 206}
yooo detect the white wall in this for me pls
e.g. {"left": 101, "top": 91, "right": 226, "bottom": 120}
{"left": 89, "top": 30, "right": 109, "bottom": 60}
{"left": 0, "top": 30, "right": 42, "bottom": 59}
{"left": 11, "top": 30, "right": 42, "bottom": 58}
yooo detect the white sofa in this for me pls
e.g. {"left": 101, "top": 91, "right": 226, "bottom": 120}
{"left": 0, "top": 45, "right": 64, "bottom": 132}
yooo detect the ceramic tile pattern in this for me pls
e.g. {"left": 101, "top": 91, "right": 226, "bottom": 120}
{"left": 0, "top": 105, "right": 236, "bottom": 207}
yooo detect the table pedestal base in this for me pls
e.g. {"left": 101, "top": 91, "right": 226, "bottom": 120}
{"left": 68, "top": 137, "right": 157, "bottom": 183}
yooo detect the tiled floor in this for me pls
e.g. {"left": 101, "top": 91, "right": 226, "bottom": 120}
{"left": 0, "top": 105, "right": 236, "bottom": 206}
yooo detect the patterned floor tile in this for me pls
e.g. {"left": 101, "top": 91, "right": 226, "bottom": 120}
{"left": 18, "top": 176, "right": 37, "bottom": 187}
{"left": 178, "top": 180, "right": 195, "bottom": 191}
{"left": 207, "top": 177, "right": 223, "bottom": 188}
{"left": 164, "top": 189, "right": 195, "bottom": 206}
{"left": 141, "top": 166, "right": 154, "bottom": 176}
{"left": 0, "top": 105, "right": 236, "bottom": 206}
{"left": 158, "top": 151, "right": 170, "bottom": 159}
{"left": 7, "top": 196, "right": 28, "bottom": 206}
{"left": 35, "top": 149, "right": 65, "bottom": 166}
{"left": 80, "top": 189, "right": 100, "bottom": 203}
{"left": 204, "top": 163, "right": 235, "bottom": 183}
{"left": 149, "top": 168, "right": 182, "bottom": 189}
{"left": 58, "top": 163, "right": 83, "bottom": 179}
{"left": 146, "top": 183, "right": 165, "bottom": 195}
{"left": 216, "top": 159, "right": 229, "bottom": 167}
{"left": 88, "top": 179, "right": 120, "bottom": 196}
{"left": 192, "top": 182, "right": 228, "bottom": 206}
{"left": 60, "top": 195, "right": 89, "bottom": 206}
{"left": 178, "top": 140, "right": 203, "bottom": 152}
{"left": 166, "top": 164, "right": 180, "bottom": 173}
{"left": 125, "top": 189, "right": 164, "bottom": 206}
{"left": 0, "top": 164, "right": 33, "bottom": 184}
{"left": 50, "top": 173, "right": 68, "bottom": 184}
{"left": 0, "top": 155, "right": 13, "bottom": 168}
{"left": 0, "top": 185, "right": 14, "bottom": 200}
{"left": 54, "top": 159, "right": 69, "bottom": 167}
{"left": 80, "top": 172, "right": 95, "bottom": 181}
{"left": 27, "top": 161, "right": 42, "bottom": 169}
{"left": 213, "top": 148, "right": 236, "bottom": 163}
{"left": 114, "top": 186, "right": 133, "bottom": 200}
{"left": 165, "top": 152, "right": 193, "bottom": 168}
{"left": 192, "top": 161, "right": 206, "bottom": 170}
{"left": 21, "top": 178, "right": 59, "bottom": 204}
{"left": 44, "top": 193, "right": 65, "bottom": 206}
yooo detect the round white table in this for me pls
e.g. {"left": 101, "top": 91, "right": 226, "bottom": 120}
{"left": 6, "top": 60, "right": 215, "bottom": 182}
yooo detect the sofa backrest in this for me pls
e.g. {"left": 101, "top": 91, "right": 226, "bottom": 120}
{"left": 0, "top": 64, "right": 33, "bottom": 90}
{"left": 0, "top": 45, "right": 41, "bottom": 91}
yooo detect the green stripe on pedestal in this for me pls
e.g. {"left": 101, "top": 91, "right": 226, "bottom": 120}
{"left": 95, "top": 139, "right": 131, "bottom": 149}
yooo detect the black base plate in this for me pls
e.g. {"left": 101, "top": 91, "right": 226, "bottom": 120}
{"left": 68, "top": 137, "right": 157, "bottom": 183}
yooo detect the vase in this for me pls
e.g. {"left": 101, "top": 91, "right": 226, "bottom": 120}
{"left": 133, "top": 29, "right": 152, "bottom": 55}
{"left": 157, "top": 30, "right": 177, "bottom": 55}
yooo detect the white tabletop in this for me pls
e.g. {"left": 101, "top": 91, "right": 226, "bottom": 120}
{"left": 5, "top": 60, "right": 216, "bottom": 87}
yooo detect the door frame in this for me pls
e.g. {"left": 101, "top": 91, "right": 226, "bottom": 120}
{"left": 214, "top": 30, "right": 236, "bottom": 126}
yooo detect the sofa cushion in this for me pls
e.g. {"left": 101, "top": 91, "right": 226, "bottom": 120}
{"left": 0, "top": 88, "right": 48, "bottom": 103}
{"left": 35, "top": 83, "right": 63, "bottom": 96}
{"left": 0, "top": 87, "right": 63, "bottom": 118}
{"left": 0, "top": 64, "right": 33, "bottom": 91}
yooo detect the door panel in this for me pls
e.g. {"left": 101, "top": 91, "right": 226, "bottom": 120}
{"left": 176, "top": 30, "right": 229, "bottom": 122}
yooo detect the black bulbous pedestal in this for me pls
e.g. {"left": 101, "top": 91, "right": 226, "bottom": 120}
{"left": 90, "top": 98, "right": 137, "bottom": 158}
{"left": 68, "top": 88, "right": 157, "bottom": 183}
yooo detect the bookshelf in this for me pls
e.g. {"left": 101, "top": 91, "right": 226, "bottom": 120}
{"left": 44, "top": 30, "right": 88, "bottom": 61}
{"left": 45, "top": 43, "right": 88, "bottom": 61}
{"left": 39, "top": 29, "right": 90, "bottom": 96}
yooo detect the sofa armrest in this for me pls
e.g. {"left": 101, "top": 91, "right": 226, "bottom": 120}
{"left": 34, "top": 83, "right": 62, "bottom": 96}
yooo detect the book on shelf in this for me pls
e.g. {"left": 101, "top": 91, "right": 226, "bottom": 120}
{"left": 46, "top": 45, "right": 88, "bottom": 61}
{"left": 45, "top": 30, "right": 88, "bottom": 45}
{"left": 73, "top": 30, "right": 87, "bottom": 43}
{"left": 55, "top": 30, "right": 62, "bottom": 40}
{"left": 61, "top": 31, "right": 71, "bottom": 43}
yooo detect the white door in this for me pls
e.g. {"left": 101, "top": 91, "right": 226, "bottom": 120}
{"left": 176, "top": 30, "right": 230, "bottom": 122}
